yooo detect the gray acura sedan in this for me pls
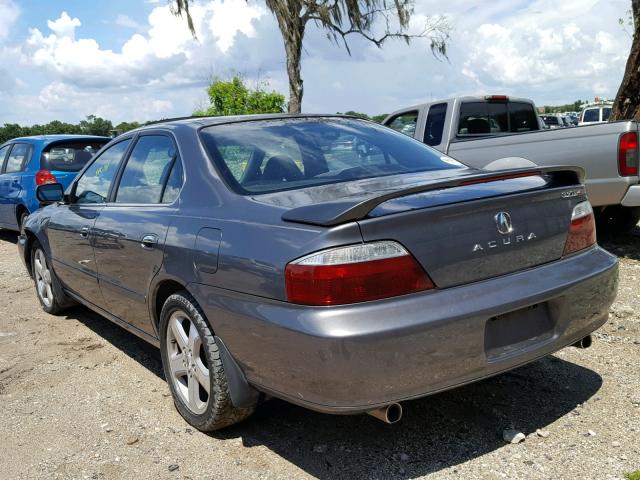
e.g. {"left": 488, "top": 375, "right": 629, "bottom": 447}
{"left": 19, "top": 115, "right": 618, "bottom": 430}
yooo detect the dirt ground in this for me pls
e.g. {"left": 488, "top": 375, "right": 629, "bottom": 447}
{"left": 0, "top": 229, "right": 638, "bottom": 480}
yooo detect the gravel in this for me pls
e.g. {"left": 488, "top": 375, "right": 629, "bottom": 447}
{"left": 0, "top": 229, "right": 639, "bottom": 479}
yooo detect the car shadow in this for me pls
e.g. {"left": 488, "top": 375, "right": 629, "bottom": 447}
{"left": 0, "top": 230, "right": 19, "bottom": 244}
{"left": 65, "top": 306, "right": 602, "bottom": 479}
{"left": 600, "top": 225, "right": 640, "bottom": 261}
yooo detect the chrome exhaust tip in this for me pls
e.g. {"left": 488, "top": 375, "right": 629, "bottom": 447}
{"left": 573, "top": 335, "right": 592, "bottom": 349}
{"left": 367, "top": 403, "right": 403, "bottom": 424}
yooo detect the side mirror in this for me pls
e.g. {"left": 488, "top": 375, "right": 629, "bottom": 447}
{"left": 36, "top": 183, "right": 64, "bottom": 205}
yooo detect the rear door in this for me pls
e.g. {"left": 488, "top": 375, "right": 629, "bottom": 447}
{"left": 0, "top": 143, "right": 32, "bottom": 228}
{"left": 47, "top": 138, "right": 132, "bottom": 305}
{"left": 93, "top": 133, "right": 183, "bottom": 335}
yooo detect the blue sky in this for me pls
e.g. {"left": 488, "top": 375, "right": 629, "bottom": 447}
{"left": 0, "top": 0, "right": 633, "bottom": 124}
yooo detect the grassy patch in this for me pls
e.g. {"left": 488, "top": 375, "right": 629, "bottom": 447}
{"left": 624, "top": 470, "right": 640, "bottom": 480}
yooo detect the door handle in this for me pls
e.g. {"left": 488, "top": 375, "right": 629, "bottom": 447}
{"left": 80, "top": 226, "right": 90, "bottom": 238}
{"left": 141, "top": 234, "right": 158, "bottom": 249}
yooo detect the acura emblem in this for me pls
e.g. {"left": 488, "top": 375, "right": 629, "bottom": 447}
{"left": 494, "top": 212, "right": 513, "bottom": 234}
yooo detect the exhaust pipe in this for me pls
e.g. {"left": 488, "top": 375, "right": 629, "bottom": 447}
{"left": 573, "top": 335, "right": 592, "bottom": 349}
{"left": 367, "top": 403, "right": 403, "bottom": 424}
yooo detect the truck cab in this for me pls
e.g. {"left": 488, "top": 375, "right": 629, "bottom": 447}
{"left": 383, "top": 96, "right": 543, "bottom": 153}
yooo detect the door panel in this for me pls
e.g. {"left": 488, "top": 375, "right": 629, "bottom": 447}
{"left": 0, "top": 144, "right": 30, "bottom": 227}
{"left": 93, "top": 207, "right": 173, "bottom": 335}
{"left": 47, "top": 204, "right": 104, "bottom": 304}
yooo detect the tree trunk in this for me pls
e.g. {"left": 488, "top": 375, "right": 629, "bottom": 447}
{"left": 611, "top": 0, "right": 640, "bottom": 121}
{"left": 285, "top": 37, "right": 304, "bottom": 113}
{"left": 273, "top": 9, "right": 305, "bottom": 113}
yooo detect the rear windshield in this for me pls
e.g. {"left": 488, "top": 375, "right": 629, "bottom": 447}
{"left": 458, "top": 101, "right": 539, "bottom": 135}
{"left": 41, "top": 141, "right": 108, "bottom": 172}
{"left": 200, "top": 118, "right": 463, "bottom": 194}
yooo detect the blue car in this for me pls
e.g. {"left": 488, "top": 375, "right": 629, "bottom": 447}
{"left": 0, "top": 135, "right": 110, "bottom": 231}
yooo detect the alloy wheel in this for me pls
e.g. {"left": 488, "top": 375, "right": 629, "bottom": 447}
{"left": 166, "top": 311, "right": 210, "bottom": 414}
{"left": 34, "top": 249, "right": 53, "bottom": 308}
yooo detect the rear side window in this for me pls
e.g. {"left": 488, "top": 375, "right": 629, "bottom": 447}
{"left": 423, "top": 103, "right": 447, "bottom": 146}
{"left": 201, "top": 118, "right": 463, "bottom": 195}
{"left": 583, "top": 109, "right": 599, "bottom": 122}
{"left": 41, "top": 141, "right": 107, "bottom": 172}
{"left": 115, "top": 135, "right": 181, "bottom": 204}
{"left": 602, "top": 107, "right": 612, "bottom": 121}
{"left": 75, "top": 139, "right": 131, "bottom": 204}
{"left": 4, "top": 143, "right": 32, "bottom": 173}
{"left": 386, "top": 111, "right": 418, "bottom": 137}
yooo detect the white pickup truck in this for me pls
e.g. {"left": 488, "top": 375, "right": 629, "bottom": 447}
{"left": 383, "top": 96, "right": 640, "bottom": 232}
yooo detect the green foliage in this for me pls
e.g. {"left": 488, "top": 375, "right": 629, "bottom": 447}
{"left": 194, "top": 75, "right": 286, "bottom": 117}
{"left": 0, "top": 115, "right": 140, "bottom": 144}
{"left": 540, "top": 100, "right": 586, "bottom": 114}
{"left": 625, "top": 471, "right": 640, "bottom": 480}
{"left": 336, "top": 111, "right": 388, "bottom": 123}
{"left": 79, "top": 115, "right": 114, "bottom": 136}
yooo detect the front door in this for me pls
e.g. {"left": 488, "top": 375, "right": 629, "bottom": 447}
{"left": 46, "top": 138, "right": 132, "bottom": 306}
{"left": 0, "top": 143, "right": 31, "bottom": 228}
{"left": 93, "top": 134, "right": 183, "bottom": 335}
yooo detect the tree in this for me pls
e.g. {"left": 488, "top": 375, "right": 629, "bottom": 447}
{"left": 172, "top": 0, "right": 450, "bottom": 113}
{"left": 79, "top": 115, "right": 114, "bottom": 136}
{"left": 611, "top": 1, "right": 640, "bottom": 120}
{"left": 193, "top": 75, "right": 286, "bottom": 116}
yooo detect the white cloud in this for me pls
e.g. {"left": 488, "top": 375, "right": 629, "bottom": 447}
{"left": 47, "top": 11, "right": 81, "bottom": 39}
{"left": 115, "top": 14, "right": 147, "bottom": 32}
{"left": 0, "top": 0, "right": 19, "bottom": 42}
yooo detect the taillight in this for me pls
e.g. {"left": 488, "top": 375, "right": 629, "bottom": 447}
{"left": 285, "top": 241, "right": 434, "bottom": 306}
{"left": 618, "top": 132, "right": 638, "bottom": 176}
{"left": 563, "top": 201, "right": 596, "bottom": 256}
{"left": 35, "top": 170, "right": 57, "bottom": 186}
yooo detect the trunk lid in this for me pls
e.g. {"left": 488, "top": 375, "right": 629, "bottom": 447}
{"left": 358, "top": 184, "right": 581, "bottom": 288}
{"left": 279, "top": 166, "right": 586, "bottom": 288}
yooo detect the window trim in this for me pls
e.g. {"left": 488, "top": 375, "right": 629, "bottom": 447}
{"left": 107, "top": 131, "right": 184, "bottom": 207}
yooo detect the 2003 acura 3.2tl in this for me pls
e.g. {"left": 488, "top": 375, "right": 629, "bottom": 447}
{"left": 19, "top": 115, "right": 618, "bottom": 430}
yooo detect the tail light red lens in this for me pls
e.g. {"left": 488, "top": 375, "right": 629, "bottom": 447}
{"left": 563, "top": 201, "right": 596, "bottom": 256}
{"left": 618, "top": 132, "right": 638, "bottom": 176}
{"left": 35, "top": 169, "right": 57, "bottom": 186}
{"left": 285, "top": 241, "right": 434, "bottom": 305}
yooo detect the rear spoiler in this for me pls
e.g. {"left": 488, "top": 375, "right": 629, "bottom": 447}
{"left": 281, "top": 166, "right": 584, "bottom": 227}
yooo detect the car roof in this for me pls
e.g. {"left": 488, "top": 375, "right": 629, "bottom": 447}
{"left": 129, "top": 114, "right": 366, "bottom": 133}
{"left": 4, "top": 134, "right": 111, "bottom": 146}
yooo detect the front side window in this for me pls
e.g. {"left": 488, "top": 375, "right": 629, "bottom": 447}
{"left": 423, "top": 103, "right": 447, "bottom": 146}
{"left": 386, "top": 111, "right": 419, "bottom": 137}
{"left": 0, "top": 145, "right": 10, "bottom": 171}
{"left": 200, "top": 118, "right": 463, "bottom": 195}
{"left": 115, "top": 135, "right": 180, "bottom": 204}
{"left": 5, "top": 143, "right": 32, "bottom": 173}
{"left": 75, "top": 139, "right": 131, "bottom": 204}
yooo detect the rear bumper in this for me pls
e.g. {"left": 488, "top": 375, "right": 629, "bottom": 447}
{"left": 190, "top": 246, "right": 618, "bottom": 414}
{"left": 620, "top": 184, "right": 640, "bottom": 207}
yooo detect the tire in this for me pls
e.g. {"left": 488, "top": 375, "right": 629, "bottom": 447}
{"left": 596, "top": 206, "right": 640, "bottom": 234}
{"left": 31, "top": 241, "right": 72, "bottom": 314}
{"left": 159, "top": 291, "right": 256, "bottom": 431}
{"left": 18, "top": 210, "right": 29, "bottom": 232}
